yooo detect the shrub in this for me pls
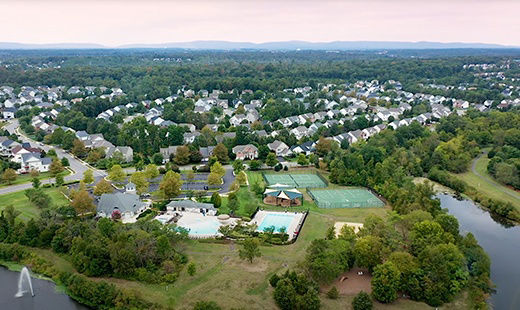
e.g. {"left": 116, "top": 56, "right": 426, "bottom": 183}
{"left": 352, "top": 291, "right": 373, "bottom": 310}
{"left": 326, "top": 286, "right": 339, "bottom": 299}
{"left": 187, "top": 262, "right": 196, "bottom": 276}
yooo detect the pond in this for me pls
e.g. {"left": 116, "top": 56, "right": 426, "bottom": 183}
{"left": 438, "top": 194, "right": 520, "bottom": 310}
{"left": 0, "top": 267, "right": 89, "bottom": 310}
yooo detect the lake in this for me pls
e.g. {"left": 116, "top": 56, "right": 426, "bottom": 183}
{"left": 0, "top": 267, "right": 89, "bottom": 310}
{"left": 439, "top": 194, "right": 520, "bottom": 310}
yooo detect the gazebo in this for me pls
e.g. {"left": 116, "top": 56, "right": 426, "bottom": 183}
{"left": 263, "top": 186, "right": 303, "bottom": 207}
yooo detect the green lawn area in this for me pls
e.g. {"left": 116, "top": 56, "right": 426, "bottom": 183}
{"left": 451, "top": 155, "right": 520, "bottom": 212}
{"left": 0, "top": 170, "right": 71, "bottom": 188}
{"left": 0, "top": 187, "right": 69, "bottom": 221}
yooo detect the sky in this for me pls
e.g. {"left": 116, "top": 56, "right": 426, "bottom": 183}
{"left": 1, "top": 0, "right": 520, "bottom": 46}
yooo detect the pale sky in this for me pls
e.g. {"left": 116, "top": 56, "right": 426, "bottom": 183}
{"left": 2, "top": 0, "right": 520, "bottom": 46}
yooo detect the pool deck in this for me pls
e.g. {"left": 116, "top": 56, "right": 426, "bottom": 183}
{"left": 251, "top": 210, "right": 305, "bottom": 241}
{"left": 155, "top": 211, "right": 238, "bottom": 239}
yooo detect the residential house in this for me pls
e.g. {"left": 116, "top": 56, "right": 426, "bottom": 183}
{"left": 19, "top": 153, "right": 52, "bottom": 173}
{"left": 105, "top": 146, "right": 134, "bottom": 163}
{"left": 97, "top": 192, "right": 147, "bottom": 220}
{"left": 268, "top": 140, "right": 291, "bottom": 157}
{"left": 290, "top": 141, "right": 316, "bottom": 155}
{"left": 232, "top": 144, "right": 258, "bottom": 160}
{"left": 160, "top": 146, "right": 179, "bottom": 162}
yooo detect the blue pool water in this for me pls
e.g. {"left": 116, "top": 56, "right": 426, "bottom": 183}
{"left": 257, "top": 213, "right": 296, "bottom": 232}
{"left": 179, "top": 218, "right": 221, "bottom": 235}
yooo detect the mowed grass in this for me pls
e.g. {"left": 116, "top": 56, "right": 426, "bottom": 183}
{"left": 0, "top": 187, "right": 69, "bottom": 221}
{"left": 0, "top": 171, "right": 59, "bottom": 188}
{"left": 451, "top": 155, "right": 520, "bottom": 211}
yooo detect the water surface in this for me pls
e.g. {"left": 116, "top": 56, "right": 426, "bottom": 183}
{"left": 438, "top": 194, "right": 520, "bottom": 310}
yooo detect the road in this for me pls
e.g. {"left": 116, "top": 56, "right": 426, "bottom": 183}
{"left": 471, "top": 151, "right": 520, "bottom": 201}
{"left": 0, "top": 119, "right": 106, "bottom": 195}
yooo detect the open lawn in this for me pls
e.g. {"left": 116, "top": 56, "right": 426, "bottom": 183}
{"left": 451, "top": 154, "right": 520, "bottom": 212}
{"left": 0, "top": 171, "right": 71, "bottom": 188}
{"left": 0, "top": 187, "right": 69, "bottom": 221}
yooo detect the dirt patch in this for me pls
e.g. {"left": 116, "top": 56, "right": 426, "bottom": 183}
{"left": 229, "top": 258, "right": 269, "bottom": 272}
{"left": 322, "top": 268, "right": 372, "bottom": 295}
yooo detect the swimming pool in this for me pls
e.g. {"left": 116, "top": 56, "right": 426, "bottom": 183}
{"left": 257, "top": 213, "right": 297, "bottom": 232}
{"left": 178, "top": 217, "right": 221, "bottom": 236}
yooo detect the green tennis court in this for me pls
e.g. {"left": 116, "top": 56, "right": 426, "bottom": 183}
{"left": 308, "top": 188, "right": 384, "bottom": 208}
{"left": 263, "top": 173, "right": 327, "bottom": 188}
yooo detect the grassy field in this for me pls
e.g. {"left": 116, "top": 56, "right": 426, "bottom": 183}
{"left": 451, "top": 154, "right": 520, "bottom": 211}
{"left": 0, "top": 187, "right": 69, "bottom": 221}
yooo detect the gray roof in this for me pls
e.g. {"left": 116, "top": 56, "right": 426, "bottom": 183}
{"left": 166, "top": 200, "right": 215, "bottom": 210}
{"left": 97, "top": 192, "right": 144, "bottom": 215}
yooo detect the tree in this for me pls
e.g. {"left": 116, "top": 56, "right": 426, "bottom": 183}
{"left": 108, "top": 164, "right": 126, "bottom": 183}
{"left": 49, "top": 157, "right": 65, "bottom": 177}
{"left": 266, "top": 152, "right": 278, "bottom": 167}
{"left": 305, "top": 239, "right": 354, "bottom": 284}
{"left": 56, "top": 173, "right": 64, "bottom": 186}
{"left": 210, "top": 192, "right": 222, "bottom": 208}
{"left": 272, "top": 271, "right": 321, "bottom": 310}
{"left": 410, "top": 220, "right": 453, "bottom": 256}
{"left": 71, "top": 189, "right": 95, "bottom": 215}
{"left": 72, "top": 139, "right": 87, "bottom": 157}
{"left": 187, "top": 262, "right": 196, "bottom": 276}
{"left": 83, "top": 169, "right": 94, "bottom": 185}
{"left": 297, "top": 154, "right": 309, "bottom": 166}
{"left": 152, "top": 153, "right": 164, "bottom": 165}
{"left": 352, "top": 291, "right": 373, "bottom": 310}
{"left": 315, "top": 137, "right": 333, "bottom": 157}
{"left": 174, "top": 145, "right": 190, "bottom": 165}
{"left": 354, "top": 236, "right": 385, "bottom": 271}
{"left": 1, "top": 168, "right": 17, "bottom": 185}
{"left": 210, "top": 161, "right": 226, "bottom": 177}
{"left": 32, "top": 177, "right": 41, "bottom": 189}
{"left": 227, "top": 192, "right": 239, "bottom": 215}
{"left": 207, "top": 172, "right": 222, "bottom": 186}
{"left": 371, "top": 261, "right": 400, "bottom": 303}
{"left": 159, "top": 171, "right": 183, "bottom": 199}
{"left": 94, "top": 179, "right": 114, "bottom": 196}
{"left": 61, "top": 157, "right": 70, "bottom": 167}
{"left": 232, "top": 159, "right": 244, "bottom": 173}
{"left": 239, "top": 237, "right": 262, "bottom": 263}
{"left": 130, "top": 171, "right": 149, "bottom": 194}
{"left": 212, "top": 143, "right": 229, "bottom": 163}
{"left": 144, "top": 164, "right": 159, "bottom": 180}
{"left": 248, "top": 160, "right": 261, "bottom": 170}
{"left": 236, "top": 171, "right": 247, "bottom": 185}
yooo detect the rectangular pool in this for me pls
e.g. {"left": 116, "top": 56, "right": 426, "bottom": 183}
{"left": 257, "top": 213, "right": 297, "bottom": 232}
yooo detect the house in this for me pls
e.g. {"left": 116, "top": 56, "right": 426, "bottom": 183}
{"left": 290, "top": 126, "right": 309, "bottom": 140}
{"left": 263, "top": 186, "right": 303, "bottom": 207}
{"left": 97, "top": 192, "right": 147, "bottom": 220}
{"left": 183, "top": 132, "right": 201, "bottom": 144}
{"left": 232, "top": 144, "right": 258, "bottom": 160}
{"left": 166, "top": 200, "right": 217, "bottom": 216}
{"left": 125, "top": 182, "right": 136, "bottom": 194}
{"left": 2, "top": 107, "right": 17, "bottom": 119}
{"left": 106, "top": 146, "right": 134, "bottom": 163}
{"left": 19, "top": 153, "right": 52, "bottom": 173}
{"left": 160, "top": 146, "right": 179, "bottom": 162}
{"left": 0, "top": 139, "right": 21, "bottom": 156}
{"left": 268, "top": 140, "right": 291, "bottom": 156}
{"left": 290, "top": 141, "right": 316, "bottom": 155}
{"left": 200, "top": 146, "right": 216, "bottom": 162}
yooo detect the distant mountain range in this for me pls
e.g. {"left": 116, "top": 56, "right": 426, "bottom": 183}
{"left": 0, "top": 40, "right": 518, "bottom": 50}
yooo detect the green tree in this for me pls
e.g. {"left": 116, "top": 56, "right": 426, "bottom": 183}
{"left": 210, "top": 192, "right": 222, "bottom": 208}
{"left": 212, "top": 143, "right": 229, "bottom": 163}
{"left": 371, "top": 261, "right": 400, "bottom": 303}
{"left": 210, "top": 161, "right": 226, "bottom": 177}
{"left": 1, "top": 168, "right": 17, "bottom": 185}
{"left": 248, "top": 160, "right": 261, "bottom": 170}
{"left": 72, "top": 139, "right": 87, "bottom": 157}
{"left": 232, "top": 159, "right": 244, "bottom": 173}
{"left": 108, "top": 164, "right": 126, "bottom": 183}
{"left": 187, "top": 262, "right": 196, "bottom": 276}
{"left": 32, "top": 177, "right": 41, "bottom": 189}
{"left": 61, "top": 157, "right": 70, "bottom": 167}
{"left": 354, "top": 236, "right": 385, "bottom": 271}
{"left": 94, "top": 179, "right": 114, "bottom": 196}
{"left": 174, "top": 145, "right": 190, "bottom": 165}
{"left": 236, "top": 171, "right": 247, "bottom": 185}
{"left": 227, "top": 192, "right": 239, "bottom": 215}
{"left": 352, "top": 291, "right": 373, "bottom": 310}
{"left": 410, "top": 220, "right": 454, "bottom": 255}
{"left": 159, "top": 171, "right": 183, "bottom": 199}
{"left": 83, "top": 169, "right": 94, "bottom": 185}
{"left": 152, "top": 153, "right": 164, "bottom": 165}
{"left": 326, "top": 286, "right": 339, "bottom": 299}
{"left": 56, "top": 173, "right": 64, "bottom": 186}
{"left": 49, "top": 157, "right": 65, "bottom": 177}
{"left": 305, "top": 239, "right": 354, "bottom": 284}
{"left": 71, "top": 189, "right": 95, "bottom": 215}
{"left": 207, "top": 172, "right": 222, "bottom": 186}
{"left": 266, "top": 152, "right": 278, "bottom": 167}
{"left": 239, "top": 237, "right": 262, "bottom": 263}
{"left": 130, "top": 171, "right": 149, "bottom": 194}
{"left": 297, "top": 153, "right": 309, "bottom": 166}
{"left": 144, "top": 164, "right": 159, "bottom": 180}
{"left": 193, "top": 301, "right": 221, "bottom": 310}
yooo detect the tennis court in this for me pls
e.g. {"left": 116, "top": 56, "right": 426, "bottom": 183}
{"left": 263, "top": 173, "right": 327, "bottom": 188}
{"left": 308, "top": 188, "right": 384, "bottom": 208}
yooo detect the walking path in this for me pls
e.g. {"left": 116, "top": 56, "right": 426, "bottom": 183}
{"left": 471, "top": 151, "right": 520, "bottom": 201}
